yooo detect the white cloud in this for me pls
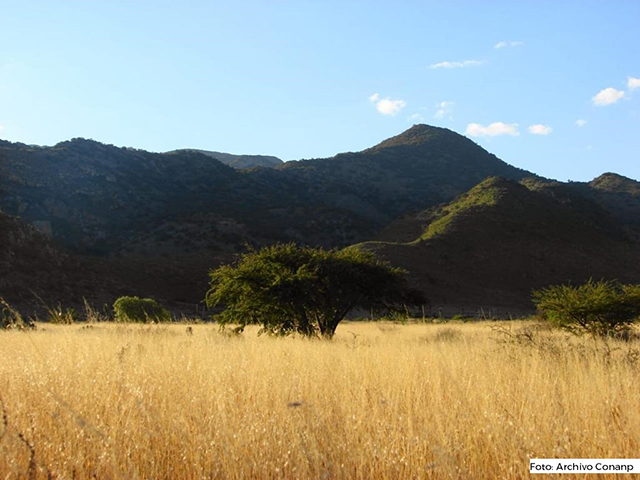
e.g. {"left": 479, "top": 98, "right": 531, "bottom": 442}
{"left": 465, "top": 122, "right": 519, "bottom": 137}
{"left": 528, "top": 124, "right": 553, "bottom": 135}
{"left": 0, "top": 125, "right": 4, "bottom": 131}
{"left": 575, "top": 119, "right": 587, "bottom": 127}
{"left": 494, "top": 40, "right": 523, "bottom": 49}
{"left": 592, "top": 87, "right": 625, "bottom": 106}
{"left": 369, "top": 93, "right": 406, "bottom": 116}
{"left": 376, "top": 98, "right": 406, "bottom": 115}
{"left": 434, "top": 101, "right": 454, "bottom": 120}
{"left": 408, "top": 113, "right": 424, "bottom": 123}
{"left": 628, "top": 77, "right": 640, "bottom": 90}
{"left": 430, "top": 60, "right": 483, "bottom": 69}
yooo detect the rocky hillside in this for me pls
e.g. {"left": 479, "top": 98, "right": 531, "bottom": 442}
{"left": 358, "top": 177, "right": 640, "bottom": 315}
{"left": 0, "top": 126, "right": 534, "bottom": 257}
{"left": 0, "top": 211, "right": 73, "bottom": 306}
{"left": 167, "top": 149, "right": 283, "bottom": 169}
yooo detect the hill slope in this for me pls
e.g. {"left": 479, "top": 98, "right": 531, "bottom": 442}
{"left": 167, "top": 149, "right": 283, "bottom": 169}
{"left": 583, "top": 173, "right": 640, "bottom": 236}
{"left": 358, "top": 177, "right": 640, "bottom": 315}
{"left": 278, "top": 124, "right": 534, "bottom": 221}
{"left": 0, "top": 211, "right": 74, "bottom": 306}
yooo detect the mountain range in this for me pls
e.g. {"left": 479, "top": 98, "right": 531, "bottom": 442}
{"left": 1, "top": 125, "right": 638, "bottom": 315}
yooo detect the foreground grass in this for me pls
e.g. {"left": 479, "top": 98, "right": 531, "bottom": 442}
{"left": 1, "top": 321, "right": 639, "bottom": 479}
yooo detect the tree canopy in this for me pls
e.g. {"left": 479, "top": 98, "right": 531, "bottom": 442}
{"left": 205, "top": 243, "right": 425, "bottom": 338}
{"left": 532, "top": 279, "right": 640, "bottom": 337}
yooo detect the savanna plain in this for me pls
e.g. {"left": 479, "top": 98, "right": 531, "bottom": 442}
{"left": 1, "top": 321, "right": 639, "bottom": 479}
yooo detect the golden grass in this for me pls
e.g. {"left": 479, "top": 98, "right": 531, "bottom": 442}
{"left": 1, "top": 321, "right": 639, "bottom": 479}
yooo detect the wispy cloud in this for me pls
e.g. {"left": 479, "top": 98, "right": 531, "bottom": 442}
{"left": 0, "top": 125, "right": 4, "bottom": 131}
{"left": 434, "top": 101, "right": 454, "bottom": 120}
{"left": 408, "top": 113, "right": 424, "bottom": 123}
{"left": 494, "top": 40, "right": 524, "bottom": 49}
{"left": 465, "top": 122, "right": 519, "bottom": 137}
{"left": 528, "top": 124, "right": 552, "bottom": 135}
{"left": 369, "top": 93, "right": 407, "bottom": 116}
{"left": 575, "top": 119, "right": 587, "bottom": 127}
{"left": 430, "top": 60, "right": 483, "bottom": 69}
{"left": 628, "top": 77, "right": 640, "bottom": 91}
{"left": 592, "top": 87, "right": 625, "bottom": 106}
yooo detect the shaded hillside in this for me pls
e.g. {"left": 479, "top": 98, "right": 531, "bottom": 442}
{"left": 167, "top": 149, "right": 283, "bottom": 169}
{"left": 278, "top": 125, "right": 534, "bottom": 222}
{"left": 0, "top": 211, "right": 65, "bottom": 275}
{"left": 583, "top": 173, "right": 640, "bottom": 236}
{"left": 0, "top": 138, "right": 376, "bottom": 255}
{"left": 358, "top": 177, "right": 640, "bottom": 315}
{"left": 0, "top": 126, "right": 535, "bottom": 258}
{"left": 0, "top": 211, "right": 75, "bottom": 306}
{"left": 518, "top": 174, "right": 640, "bottom": 240}
{"left": 0, "top": 210, "right": 234, "bottom": 311}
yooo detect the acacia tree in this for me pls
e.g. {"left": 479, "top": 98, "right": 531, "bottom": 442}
{"left": 205, "top": 243, "right": 425, "bottom": 338}
{"left": 532, "top": 279, "right": 640, "bottom": 337}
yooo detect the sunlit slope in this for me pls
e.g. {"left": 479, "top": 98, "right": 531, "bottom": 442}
{"left": 356, "top": 177, "right": 640, "bottom": 314}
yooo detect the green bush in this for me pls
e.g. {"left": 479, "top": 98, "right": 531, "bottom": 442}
{"left": 532, "top": 279, "right": 640, "bottom": 337}
{"left": 113, "top": 296, "right": 170, "bottom": 323}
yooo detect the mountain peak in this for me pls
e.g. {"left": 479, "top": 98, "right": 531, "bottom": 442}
{"left": 368, "top": 124, "right": 456, "bottom": 151}
{"left": 590, "top": 172, "right": 640, "bottom": 194}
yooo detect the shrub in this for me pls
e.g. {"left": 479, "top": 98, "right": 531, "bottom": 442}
{"left": 47, "top": 303, "right": 79, "bottom": 324}
{"left": 0, "top": 298, "right": 35, "bottom": 330}
{"left": 532, "top": 279, "right": 640, "bottom": 337}
{"left": 1, "top": 297, "right": 25, "bottom": 330}
{"left": 113, "top": 296, "right": 170, "bottom": 323}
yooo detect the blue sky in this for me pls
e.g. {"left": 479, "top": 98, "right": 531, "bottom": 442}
{"left": 1, "top": 0, "right": 639, "bottom": 181}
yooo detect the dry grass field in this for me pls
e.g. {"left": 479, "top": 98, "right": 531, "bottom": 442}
{"left": 1, "top": 321, "right": 639, "bottom": 479}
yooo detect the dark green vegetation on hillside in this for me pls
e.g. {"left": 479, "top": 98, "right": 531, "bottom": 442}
{"left": 1, "top": 125, "right": 639, "bottom": 314}
{"left": 0, "top": 210, "right": 69, "bottom": 299}
{"left": 167, "top": 149, "right": 283, "bottom": 169}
